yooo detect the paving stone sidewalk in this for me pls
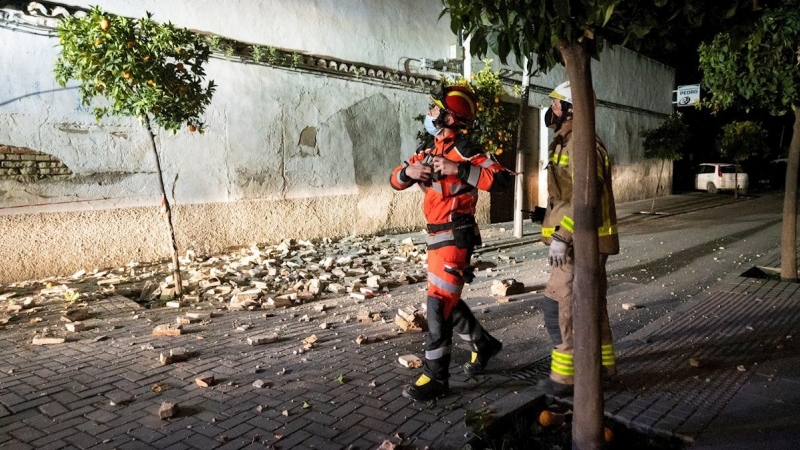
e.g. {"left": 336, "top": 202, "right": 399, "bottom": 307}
{"left": 1, "top": 192, "right": 791, "bottom": 450}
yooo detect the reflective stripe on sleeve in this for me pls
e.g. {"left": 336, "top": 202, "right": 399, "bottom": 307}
{"left": 395, "top": 170, "right": 411, "bottom": 187}
{"left": 560, "top": 216, "right": 575, "bottom": 233}
{"left": 541, "top": 227, "right": 554, "bottom": 237}
{"left": 466, "top": 165, "right": 481, "bottom": 187}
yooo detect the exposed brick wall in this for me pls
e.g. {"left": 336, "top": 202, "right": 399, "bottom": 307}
{"left": 0, "top": 145, "right": 72, "bottom": 182}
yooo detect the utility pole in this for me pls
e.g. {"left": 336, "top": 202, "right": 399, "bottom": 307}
{"left": 513, "top": 56, "right": 531, "bottom": 238}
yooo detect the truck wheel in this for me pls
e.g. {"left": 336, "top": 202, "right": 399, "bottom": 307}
{"left": 706, "top": 182, "right": 718, "bottom": 194}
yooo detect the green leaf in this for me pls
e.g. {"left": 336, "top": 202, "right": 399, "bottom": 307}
{"left": 336, "top": 374, "right": 345, "bottom": 384}
{"left": 603, "top": 3, "right": 616, "bottom": 27}
{"left": 302, "top": 402, "right": 310, "bottom": 409}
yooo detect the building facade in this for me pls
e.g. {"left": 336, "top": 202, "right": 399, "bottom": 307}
{"left": 0, "top": 0, "right": 674, "bottom": 282}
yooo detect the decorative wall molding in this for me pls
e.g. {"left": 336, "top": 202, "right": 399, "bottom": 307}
{"left": 0, "top": 0, "right": 440, "bottom": 93}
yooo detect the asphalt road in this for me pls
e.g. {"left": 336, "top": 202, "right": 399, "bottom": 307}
{"left": 385, "top": 191, "right": 786, "bottom": 374}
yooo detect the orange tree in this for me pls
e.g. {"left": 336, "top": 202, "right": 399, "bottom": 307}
{"left": 699, "top": 0, "right": 800, "bottom": 280}
{"left": 415, "top": 62, "right": 517, "bottom": 155}
{"left": 54, "top": 6, "right": 215, "bottom": 296}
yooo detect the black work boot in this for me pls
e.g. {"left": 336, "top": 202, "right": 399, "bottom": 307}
{"left": 402, "top": 374, "right": 449, "bottom": 402}
{"left": 463, "top": 336, "right": 503, "bottom": 377}
{"left": 536, "top": 378, "right": 574, "bottom": 397}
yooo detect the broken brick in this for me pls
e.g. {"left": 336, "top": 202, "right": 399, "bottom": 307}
{"left": 152, "top": 324, "right": 182, "bottom": 337}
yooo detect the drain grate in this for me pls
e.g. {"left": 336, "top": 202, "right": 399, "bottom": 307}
{"left": 510, "top": 357, "right": 550, "bottom": 383}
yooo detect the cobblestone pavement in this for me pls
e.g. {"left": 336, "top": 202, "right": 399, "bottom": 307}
{"left": 1, "top": 192, "right": 793, "bottom": 450}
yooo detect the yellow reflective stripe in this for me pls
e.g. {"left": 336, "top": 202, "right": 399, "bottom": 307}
{"left": 549, "top": 154, "right": 569, "bottom": 166}
{"left": 602, "top": 344, "right": 615, "bottom": 366}
{"left": 552, "top": 350, "right": 573, "bottom": 364}
{"left": 551, "top": 350, "right": 574, "bottom": 376}
{"left": 541, "top": 227, "right": 555, "bottom": 237}
{"left": 552, "top": 361, "right": 575, "bottom": 376}
{"left": 560, "top": 216, "right": 574, "bottom": 233}
{"left": 598, "top": 224, "right": 618, "bottom": 237}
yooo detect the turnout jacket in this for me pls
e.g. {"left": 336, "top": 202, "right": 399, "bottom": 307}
{"left": 390, "top": 131, "right": 510, "bottom": 225}
{"left": 541, "top": 122, "right": 619, "bottom": 256}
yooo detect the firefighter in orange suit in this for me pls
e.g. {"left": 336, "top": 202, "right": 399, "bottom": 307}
{"left": 537, "top": 81, "right": 619, "bottom": 397}
{"left": 390, "top": 85, "right": 510, "bottom": 401}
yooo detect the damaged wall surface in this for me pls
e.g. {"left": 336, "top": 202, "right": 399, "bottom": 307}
{"left": 0, "top": 0, "right": 673, "bottom": 282}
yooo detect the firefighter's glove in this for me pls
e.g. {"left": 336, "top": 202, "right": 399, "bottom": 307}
{"left": 548, "top": 238, "right": 568, "bottom": 268}
{"left": 527, "top": 206, "right": 546, "bottom": 224}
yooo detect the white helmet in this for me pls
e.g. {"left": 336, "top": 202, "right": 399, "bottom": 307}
{"left": 549, "top": 81, "right": 572, "bottom": 104}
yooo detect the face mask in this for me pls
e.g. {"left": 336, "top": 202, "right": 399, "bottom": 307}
{"left": 424, "top": 114, "right": 440, "bottom": 136}
{"left": 544, "top": 107, "right": 561, "bottom": 130}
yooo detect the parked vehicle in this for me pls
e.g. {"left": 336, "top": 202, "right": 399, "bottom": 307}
{"left": 695, "top": 163, "right": 749, "bottom": 194}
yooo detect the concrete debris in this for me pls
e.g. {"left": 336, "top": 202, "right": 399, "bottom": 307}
{"left": 490, "top": 279, "right": 525, "bottom": 297}
{"left": 621, "top": 303, "right": 639, "bottom": 310}
{"left": 61, "top": 307, "right": 90, "bottom": 323}
{"left": 185, "top": 312, "right": 212, "bottom": 320}
{"left": 65, "top": 321, "right": 85, "bottom": 332}
{"left": 398, "top": 354, "right": 423, "bottom": 368}
{"left": 195, "top": 375, "right": 215, "bottom": 387}
{"left": 32, "top": 335, "right": 66, "bottom": 345}
{"left": 689, "top": 358, "right": 703, "bottom": 368}
{"left": 166, "top": 301, "right": 184, "bottom": 308}
{"left": 737, "top": 365, "right": 747, "bottom": 372}
{"left": 159, "top": 402, "right": 178, "bottom": 419}
{"left": 355, "top": 334, "right": 369, "bottom": 345}
{"left": 160, "top": 347, "right": 188, "bottom": 365}
{"left": 152, "top": 324, "right": 182, "bottom": 337}
{"left": 248, "top": 333, "right": 278, "bottom": 345}
{"left": 319, "top": 322, "right": 329, "bottom": 329}
{"left": 395, "top": 307, "right": 427, "bottom": 332}
{"left": 252, "top": 379, "right": 266, "bottom": 388}
{"left": 302, "top": 334, "right": 318, "bottom": 349}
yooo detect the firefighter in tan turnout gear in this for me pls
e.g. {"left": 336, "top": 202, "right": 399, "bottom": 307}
{"left": 537, "top": 81, "right": 620, "bottom": 396}
{"left": 390, "top": 85, "right": 510, "bottom": 402}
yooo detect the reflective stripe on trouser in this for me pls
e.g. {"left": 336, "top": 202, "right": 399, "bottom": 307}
{"left": 545, "top": 252, "right": 615, "bottom": 385}
{"left": 423, "top": 244, "right": 491, "bottom": 380}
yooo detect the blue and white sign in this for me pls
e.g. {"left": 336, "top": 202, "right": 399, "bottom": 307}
{"left": 675, "top": 84, "right": 700, "bottom": 107}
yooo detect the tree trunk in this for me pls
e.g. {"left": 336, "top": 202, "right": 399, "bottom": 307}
{"left": 559, "top": 41, "right": 603, "bottom": 450}
{"left": 144, "top": 118, "right": 183, "bottom": 296}
{"left": 734, "top": 167, "right": 739, "bottom": 199}
{"left": 780, "top": 108, "right": 800, "bottom": 281}
{"left": 513, "top": 56, "right": 532, "bottom": 238}
{"left": 650, "top": 159, "right": 665, "bottom": 214}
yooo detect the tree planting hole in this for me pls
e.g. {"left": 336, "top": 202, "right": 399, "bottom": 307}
{"left": 740, "top": 266, "right": 782, "bottom": 280}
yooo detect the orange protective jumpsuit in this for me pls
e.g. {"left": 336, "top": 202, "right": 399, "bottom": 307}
{"left": 390, "top": 130, "right": 510, "bottom": 381}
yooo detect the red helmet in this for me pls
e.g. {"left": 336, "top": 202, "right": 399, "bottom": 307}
{"left": 432, "top": 85, "right": 477, "bottom": 126}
